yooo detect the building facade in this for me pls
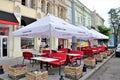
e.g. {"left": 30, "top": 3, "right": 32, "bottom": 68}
{"left": 91, "top": 10, "right": 105, "bottom": 29}
{"left": 0, "top": 0, "right": 68, "bottom": 58}
{"left": 0, "top": 0, "right": 105, "bottom": 58}
{"left": 66, "top": 0, "right": 92, "bottom": 28}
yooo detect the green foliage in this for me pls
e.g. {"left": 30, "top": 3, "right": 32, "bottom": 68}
{"left": 97, "top": 25, "right": 111, "bottom": 37}
{"left": 108, "top": 8, "right": 120, "bottom": 46}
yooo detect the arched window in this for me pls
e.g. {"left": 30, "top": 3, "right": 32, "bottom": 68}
{"left": 41, "top": 0, "right": 45, "bottom": 12}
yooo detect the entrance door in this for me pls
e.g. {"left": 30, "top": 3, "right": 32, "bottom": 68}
{"left": 0, "top": 36, "right": 8, "bottom": 57}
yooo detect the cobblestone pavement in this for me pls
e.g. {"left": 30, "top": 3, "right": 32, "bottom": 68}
{"left": 86, "top": 56, "right": 120, "bottom": 80}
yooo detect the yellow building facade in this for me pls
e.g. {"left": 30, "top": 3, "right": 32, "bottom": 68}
{"left": 0, "top": 0, "right": 104, "bottom": 58}
{"left": 0, "top": 0, "right": 69, "bottom": 58}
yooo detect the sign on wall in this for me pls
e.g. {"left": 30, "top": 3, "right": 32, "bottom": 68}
{"left": 108, "top": 35, "right": 114, "bottom": 47}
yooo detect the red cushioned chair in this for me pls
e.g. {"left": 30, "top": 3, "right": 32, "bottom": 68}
{"left": 42, "top": 50, "right": 57, "bottom": 57}
{"left": 22, "top": 51, "right": 33, "bottom": 64}
{"left": 58, "top": 48, "right": 71, "bottom": 53}
{"left": 48, "top": 53, "right": 67, "bottom": 75}
{"left": 98, "top": 46, "right": 107, "bottom": 52}
{"left": 70, "top": 50, "right": 84, "bottom": 59}
{"left": 66, "top": 54, "right": 77, "bottom": 64}
{"left": 81, "top": 49, "right": 94, "bottom": 56}
{"left": 70, "top": 50, "right": 84, "bottom": 64}
{"left": 90, "top": 47, "right": 100, "bottom": 55}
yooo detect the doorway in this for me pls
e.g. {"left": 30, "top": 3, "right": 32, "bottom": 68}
{"left": 0, "top": 36, "right": 8, "bottom": 57}
{"left": 58, "top": 39, "right": 68, "bottom": 49}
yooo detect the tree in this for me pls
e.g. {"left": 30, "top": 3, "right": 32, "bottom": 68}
{"left": 97, "top": 25, "right": 111, "bottom": 44}
{"left": 108, "top": 8, "right": 120, "bottom": 47}
{"left": 97, "top": 25, "right": 111, "bottom": 37}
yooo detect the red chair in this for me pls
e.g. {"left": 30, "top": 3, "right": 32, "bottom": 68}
{"left": 48, "top": 53, "right": 67, "bottom": 75}
{"left": 81, "top": 49, "right": 94, "bottom": 56}
{"left": 22, "top": 51, "right": 33, "bottom": 64}
{"left": 98, "top": 46, "right": 107, "bottom": 52}
{"left": 58, "top": 48, "right": 71, "bottom": 53}
{"left": 81, "top": 46, "right": 97, "bottom": 56}
{"left": 70, "top": 50, "right": 84, "bottom": 59}
{"left": 90, "top": 47, "right": 100, "bottom": 55}
{"left": 42, "top": 50, "right": 57, "bottom": 57}
{"left": 70, "top": 50, "right": 84, "bottom": 64}
{"left": 66, "top": 54, "right": 77, "bottom": 64}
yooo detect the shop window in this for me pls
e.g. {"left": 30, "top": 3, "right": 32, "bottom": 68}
{"left": 0, "top": 27, "right": 9, "bottom": 36}
{"left": 21, "top": 38, "right": 34, "bottom": 49}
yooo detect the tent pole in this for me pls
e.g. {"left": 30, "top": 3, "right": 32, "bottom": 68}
{"left": 49, "top": 24, "right": 52, "bottom": 54}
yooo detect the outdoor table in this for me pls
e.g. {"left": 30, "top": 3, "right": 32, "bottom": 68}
{"left": 32, "top": 53, "right": 46, "bottom": 57}
{"left": 32, "top": 57, "right": 58, "bottom": 71}
{"left": 56, "top": 51, "right": 64, "bottom": 53}
{"left": 67, "top": 54, "right": 80, "bottom": 56}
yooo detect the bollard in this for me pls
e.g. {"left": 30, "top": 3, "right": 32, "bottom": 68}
{"left": 83, "top": 64, "right": 87, "bottom": 72}
{"left": 59, "top": 75, "right": 64, "bottom": 80}
{"left": 96, "top": 59, "right": 97, "bottom": 64}
{"left": 0, "top": 66, "right": 4, "bottom": 74}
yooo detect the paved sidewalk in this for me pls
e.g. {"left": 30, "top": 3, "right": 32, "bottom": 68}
{"left": 80, "top": 52, "right": 115, "bottom": 80}
{"left": 0, "top": 52, "right": 114, "bottom": 80}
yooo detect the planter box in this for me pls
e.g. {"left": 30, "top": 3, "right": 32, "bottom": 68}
{"left": 106, "top": 50, "right": 111, "bottom": 56}
{"left": 101, "top": 52, "right": 107, "bottom": 58}
{"left": 95, "top": 54, "right": 103, "bottom": 62}
{"left": 64, "top": 65, "right": 83, "bottom": 79}
{"left": 26, "top": 71, "right": 48, "bottom": 80}
{"left": 2, "top": 64, "right": 26, "bottom": 79}
{"left": 84, "top": 57, "right": 96, "bottom": 68}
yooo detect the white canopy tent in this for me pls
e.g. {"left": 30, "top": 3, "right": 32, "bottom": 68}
{"left": 13, "top": 14, "right": 90, "bottom": 52}
{"left": 77, "top": 25, "right": 98, "bottom": 39}
{"left": 90, "top": 29, "right": 109, "bottom": 39}
{"left": 13, "top": 14, "right": 88, "bottom": 39}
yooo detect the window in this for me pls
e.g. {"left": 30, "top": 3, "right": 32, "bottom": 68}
{"left": 7, "top": 0, "right": 13, "bottom": 1}
{"left": 41, "top": 38, "right": 50, "bottom": 48}
{"left": 0, "top": 27, "right": 9, "bottom": 36}
{"left": 41, "top": 0, "right": 45, "bottom": 12}
{"left": 61, "top": 8, "right": 64, "bottom": 18}
{"left": 29, "top": 0, "right": 35, "bottom": 8}
{"left": 21, "top": 38, "right": 34, "bottom": 49}
{"left": 22, "top": 0, "right": 26, "bottom": 5}
{"left": 46, "top": 3, "right": 50, "bottom": 14}
{"left": 67, "top": 8, "right": 72, "bottom": 23}
{"left": 58, "top": 7, "right": 60, "bottom": 17}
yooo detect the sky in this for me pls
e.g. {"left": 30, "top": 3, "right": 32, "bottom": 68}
{"left": 79, "top": 0, "right": 120, "bottom": 27}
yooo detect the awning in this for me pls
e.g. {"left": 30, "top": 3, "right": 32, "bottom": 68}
{"left": 0, "top": 11, "right": 19, "bottom": 25}
{"left": 21, "top": 16, "right": 36, "bottom": 26}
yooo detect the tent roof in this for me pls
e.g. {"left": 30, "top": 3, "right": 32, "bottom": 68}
{"left": 13, "top": 14, "right": 88, "bottom": 39}
{"left": 90, "top": 29, "right": 109, "bottom": 39}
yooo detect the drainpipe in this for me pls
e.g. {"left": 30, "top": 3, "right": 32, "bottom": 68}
{"left": 71, "top": 0, "right": 77, "bottom": 50}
